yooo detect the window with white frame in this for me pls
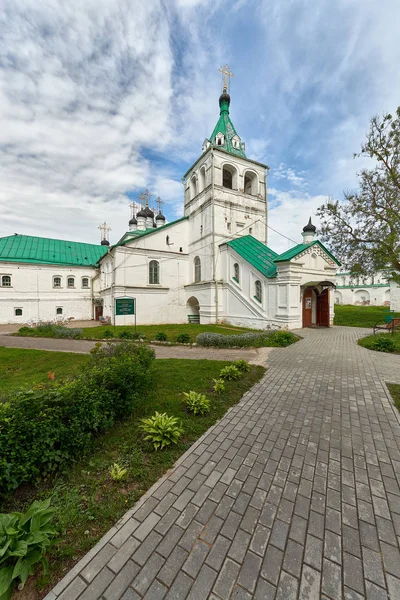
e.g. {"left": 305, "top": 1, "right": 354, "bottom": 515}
{"left": 255, "top": 280, "right": 262, "bottom": 302}
{"left": 53, "top": 276, "right": 62, "bottom": 288}
{"left": 1, "top": 275, "right": 11, "bottom": 287}
{"left": 194, "top": 256, "right": 201, "bottom": 283}
{"left": 56, "top": 307, "right": 63, "bottom": 315}
{"left": 67, "top": 276, "right": 75, "bottom": 288}
{"left": 82, "top": 277, "right": 89, "bottom": 288}
{"left": 233, "top": 263, "right": 240, "bottom": 283}
{"left": 15, "top": 308, "right": 23, "bottom": 316}
{"left": 149, "top": 260, "right": 160, "bottom": 284}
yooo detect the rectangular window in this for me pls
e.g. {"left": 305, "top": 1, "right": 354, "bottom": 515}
{"left": 236, "top": 222, "right": 244, "bottom": 229}
{"left": 227, "top": 222, "right": 231, "bottom": 231}
{"left": 15, "top": 308, "right": 23, "bottom": 316}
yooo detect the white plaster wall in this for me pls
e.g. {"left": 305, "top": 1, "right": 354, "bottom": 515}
{"left": 390, "top": 280, "right": 400, "bottom": 311}
{"left": 0, "top": 262, "right": 98, "bottom": 324}
{"left": 334, "top": 271, "right": 390, "bottom": 305}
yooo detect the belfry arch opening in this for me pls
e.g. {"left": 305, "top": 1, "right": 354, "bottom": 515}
{"left": 244, "top": 170, "right": 258, "bottom": 195}
{"left": 222, "top": 164, "right": 237, "bottom": 190}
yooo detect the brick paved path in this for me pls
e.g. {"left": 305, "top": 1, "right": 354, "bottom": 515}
{"left": 43, "top": 326, "right": 400, "bottom": 600}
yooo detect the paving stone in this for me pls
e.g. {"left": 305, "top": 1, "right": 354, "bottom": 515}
{"left": 131, "top": 552, "right": 164, "bottom": 595}
{"left": 269, "top": 518, "right": 289, "bottom": 550}
{"left": 343, "top": 552, "right": 365, "bottom": 595}
{"left": 78, "top": 567, "right": 114, "bottom": 600}
{"left": 299, "top": 564, "right": 321, "bottom": 600}
{"left": 142, "top": 580, "right": 167, "bottom": 600}
{"left": 131, "top": 531, "right": 162, "bottom": 566}
{"left": 213, "top": 558, "right": 241, "bottom": 599}
{"left": 205, "top": 535, "right": 230, "bottom": 570}
{"left": 283, "top": 539, "right": 304, "bottom": 578}
{"left": 57, "top": 577, "right": 87, "bottom": 600}
{"left": 103, "top": 561, "right": 140, "bottom": 600}
{"left": 186, "top": 564, "right": 218, "bottom": 600}
{"left": 237, "top": 551, "right": 262, "bottom": 593}
{"left": 182, "top": 540, "right": 210, "bottom": 578}
{"left": 304, "top": 533, "right": 323, "bottom": 571}
{"left": 250, "top": 523, "right": 270, "bottom": 557}
{"left": 228, "top": 528, "right": 251, "bottom": 563}
{"left": 164, "top": 572, "right": 193, "bottom": 599}
{"left": 276, "top": 570, "right": 299, "bottom": 600}
{"left": 322, "top": 558, "right": 342, "bottom": 599}
{"left": 81, "top": 544, "right": 116, "bottom": 582}
{"left": 261, "top": 545, "right": 284, "bottom": 586}
{"left": 362, "top": 547, "right": 385, "bottom": 588}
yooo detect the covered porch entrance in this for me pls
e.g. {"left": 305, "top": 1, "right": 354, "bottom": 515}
{"left": 302, "top": 281, "right": 334, "bottom": 328}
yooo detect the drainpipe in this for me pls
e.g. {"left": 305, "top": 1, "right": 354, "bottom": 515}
{"left": 211, "top": 149, "right": 218, "bottom": 323}
{"left": 265, "top": 167, "right": 269, "bottom": 245}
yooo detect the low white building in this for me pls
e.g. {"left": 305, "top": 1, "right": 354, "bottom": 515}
{"left": 334, "top": 272, "right": 391, "bottom": 306}
{"left": 1, "top": 84, "right": 342, "bottom": 329}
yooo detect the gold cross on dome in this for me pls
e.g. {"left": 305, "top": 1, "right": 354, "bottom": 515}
{"left": 138, "top": 189, "right": 152, "bottom": 207}
{"left": 156, "top": 196, "right": 164, "bottom": 213}
{"left": 98, "top": 222, "right": 111, "bottom": 241}
{"left": 219, "top": 64, "right": 234, "bottom": 92}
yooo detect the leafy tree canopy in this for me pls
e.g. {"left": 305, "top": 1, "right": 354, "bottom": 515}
{"left": 317, "top": 107, "right": 400, "bottom": 283}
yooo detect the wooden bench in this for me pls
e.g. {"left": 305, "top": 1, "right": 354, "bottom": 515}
{"left": 373, "top": 317, "right": 400, "bottom": 335}
{"left": 188, "top": 314, "right": 200, "bottom": 324}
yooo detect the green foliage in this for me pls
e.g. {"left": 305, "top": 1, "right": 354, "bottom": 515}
{"left": 16, "top": 324, "right": 82, "bottom": 339}
{"left": 118, "top": 330, "right": 134, "bottom": 340}
{"left": 317, "top": 107, "right": 400, "bottom": 282}
{"left": 140, "top": 412, "right": 183, "bottom": 450}
{"left": 109, "top": 463, "right": 127, "bottom": 481}
{"left": 0, "top": 498, "right": 57, "bottom": 599}
{"left": 155, "top": 332, "right": 168, "bottom": 341}
{"left": 103, "top": 328, "right": 114, "bottom": 338}
{"left": 219, "top": 365, "right": 241, "bottom": 381}
{"left": 0, "top": 343, "right": 155, "bottom": 492}
{"left": 183, "top": 391, "right": 211, "bottom": 415}
{"left": 359, "top": 334, "right": 397, "bottom": 353}
{"left": 232, "top": 359, "right": 250, "bottom": 372}
{"left": 212, "top": 378, "right": 226, "bottom": 394}
{"left": 17, "top": 327, "right": 31, "bottom": 335}
{"left": 196, "top": 330, "right": 298, "bottom": 348}
{"left": 176, "top": 333, "right": 191, "bottom": 344}
{"left": 53, "top": 327, "right": 82, "bottom": 339}
{"left": 334, "top": 305, "right": 400, "bottom": 328}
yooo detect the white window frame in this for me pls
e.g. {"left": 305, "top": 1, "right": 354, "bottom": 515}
{"left": 1, "top": 275, "right": 12, "bottom": 287}
{"left": 81, "top": 277, "right": 90, "bottom": 289}
{"left": 53, "top": 276, "right": 62, "bottom": 288}
{"left": 56, "top": 306, "right": 63, "bottom": 315}
{"left": 14, "top": 307, "right": 23, "bottom": 316}
{"left": 149, "top": 260, "right": 160, "bottom": 285}
{"left": 67, "top": 276, "right": 75, "bottom": 289}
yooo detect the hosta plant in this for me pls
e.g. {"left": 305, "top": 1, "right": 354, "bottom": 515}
{"left": 155, "top": 332, "right": 168, "bottom": 341}
{"left": 109, "top": 463, "right": 128, "bottom": 481}
{"left": 140, "top": 412, "right": 183, "bottom": 450}
{"left": 232, "top": 359, "right": 250, "bottom": 372}
{"left": 0, "top": 498, "right": 57, "bottom": 600}
{"left": 183, "top": 391, "right": 211, "bottom": 415}
{"left": 219, "top": 365, "right": 241, "bottom": 381}
{"left": 176, "top": 333, "right": 191, "bottom": 344}
{"left": 212, "top": 378, "right": 226, "bottom": 394}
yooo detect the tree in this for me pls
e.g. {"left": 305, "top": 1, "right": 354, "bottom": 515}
{"left": 317, "top": 107, "right": 400, "bottom": 283}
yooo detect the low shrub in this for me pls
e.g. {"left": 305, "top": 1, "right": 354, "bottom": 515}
{"left": 232, "top": 359, "right": 250, "bottom": 372}
{"left": 212, "top": 378, "right": 226, "bottom": 394}
{"left": 109, "top": 463, "right": 127, "bottom": 481}
{"left": 219, "top": 365, "right": 241, "bottom": 381}
{"left": 132, "top": 332, "right": 146, "bottom": 341}
{"left": 368, "top": 335, "right": 396, "bottom": 353}
{"left": 118, "top": 329, "right": 134, "bottom": 340}
{"left": 176, "top": 333, "right": 191, "bottom": 344}
{"left": 140, "top": 412, "right": 183, "bottom": 450}
{"left": 196, "top": 330, "right": 297, "bottom": 348}
{"left": 0, "top": 498, "right": 57, "bottom": 599}
{"left": 53, "top": 327, "right": 82, "bottom": 339}
{"left": 17, "top": 326, "right": 31, "bottom": 335}
{"left": 183, "top": 391, "right": 211, "bottom": 415}
{"left": 155, "top": 332, "right": 168, "bottom": 341}
{"left": 270, "top": 330, "right": 296, "bottom": 347}
{"left": 0, "top": 343, "right": 155, "bottom": 492}
{"left": 103, "top": 328, "right": 114, "bottom": 338}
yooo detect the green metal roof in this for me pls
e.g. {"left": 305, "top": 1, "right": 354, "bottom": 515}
{"left": 0, "top": 234, "right": 108, "bottom": 267}
{"left": 274, "top": 240, "right": 341, "bottom": 266}
{"left": 208, "top": 95, "right": 246, "bottom": 158}
{"left": 115, "top": 217, "right": 189, "bottom": 247}
{"left": 226, "top": 235, "right": 278, "bottom": 278}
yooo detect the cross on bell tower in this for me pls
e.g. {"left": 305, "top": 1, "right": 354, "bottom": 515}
{"left": 219, "top": 64, "right": 234, "bottom": 93}
{"left": 98, "top": 221, "right": 111, "bottom": 246}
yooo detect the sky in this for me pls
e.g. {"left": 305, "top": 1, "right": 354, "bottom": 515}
{"left": 1, "top": 0, "right": 400, "bottom": 253}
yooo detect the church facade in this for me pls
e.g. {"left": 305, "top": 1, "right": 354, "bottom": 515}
{"left": 1, "top": 84, "right": 345, "bottom": 329}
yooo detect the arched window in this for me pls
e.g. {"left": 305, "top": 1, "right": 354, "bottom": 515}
{"left": 222, "top": 164, "right": 237, "bottom": 190}
{"left": 67, "top": 277, "right": 75, "bottom": 288}
{"left": 190, "top": 176, "right": 197, "bottom": 199}
{"left": 56, "top": 307, "right": 63, "bottom": 315}
{"left": 233, "top": 263, "right": 240, "bottom": 283}
{"left": 255, "top": 280, "right": 262, "bottom": 302}
{"left": 1, "top": 275, "right": 11, "bottom": 287}
{"left": 199, "top": 166, "right": 206, "bottom": 192}
{"left": 82, "top": 277, "right": 89, "bottom": 288}
{"left": 53, "top": 276, "right": 62, "bottom": 288}
{"left": 149, "top": 260, "right": 160, "bottom": 284}
{"left": 244, "top": 171, "right": 258, "bottom": 196}
{"left": 194, "top": 257, "right": 201, "bottom": 283}
{"left": 15, "top": 308, "right": 23, "bottom": 316}
{"left": 216, "top": 133, "right": 224, "bottom": 146}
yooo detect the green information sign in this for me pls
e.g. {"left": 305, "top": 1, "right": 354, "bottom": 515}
{"left": 115, "top": 298, "right": 135, "bottom": 316}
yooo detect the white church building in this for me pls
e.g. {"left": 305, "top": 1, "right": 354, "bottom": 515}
{"left": 2, "top": 81, "right": 374, "bottom": 330}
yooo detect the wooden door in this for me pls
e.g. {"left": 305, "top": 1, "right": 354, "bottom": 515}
{"left": 95, "top": 305, "right": 103, "bottom": 321}
{"left": 302, "top": 288, "right": 313, "bottom": 327}
{"left": 317, "top": 289, "right": 330, "bottom": 327}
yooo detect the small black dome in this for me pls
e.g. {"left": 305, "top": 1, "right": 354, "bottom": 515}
{"left": 219, "top": 91, "right": 231, "bottom": 109}
{"left": 156, "top": 212, "right": 166, "bottom": 221}
{"left": 303, "top": 217, "right": 316, "bottom": 233}
{"left": 144, "top": 206, "right": 154, "bottom": 218}
{"left": 129, "top": 216, "right": 137, "bottom": 225}
{"left": 137, "top": 208, "right": 147, "bottom": 218}
{"left": 101, "top": 239, "right": 110, "bottom": 246}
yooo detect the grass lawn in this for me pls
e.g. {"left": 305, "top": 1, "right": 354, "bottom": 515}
{"left": 0, "top": 349, "right": 265, "bottom": 598}
{"left": 81, "top": 323, "right": 257, "bottom": 342}
{"left": 388, "top": 384, "right": 400, "bottom": 411}
{"left": 358, "top": 332, "right": 400, "bottom": 354}
{"left": 0, "top": 347, "right": 89, "bottom": 392}
{"left": 334, "top": 305, "right": 400, "bottom": 328}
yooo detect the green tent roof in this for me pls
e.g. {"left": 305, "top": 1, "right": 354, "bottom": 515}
{"left": 0, "top": 234, "right": 108, "bottom": 267}
{"left": 274, "top": 240, "right": 341, "bottom": 266}
{"left": 208, "top": 93, "right": 246, "bottom": 158}
{"left": 115, "top": 217, "right": 189, "bottom": 247}
{"left": 226, "top": 235, "right": 278, "bottom": 278}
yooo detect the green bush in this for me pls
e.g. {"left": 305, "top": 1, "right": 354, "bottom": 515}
{"left": 103, "top": 328, "right": 114, "bottom": 338}
{"left": 17, "top": 327, "right": 31, "bottom": 335}
{"left": 369, "top": 335, "right": 396, "bottom": 353}
{"left": 0, "top": 498, "right": 57, "bottom": 599}
{"left": 0, "top": 343, "right": 155, "bottom": 492}
{"left": 232, "top": 359, "right": 250, "bottom": 372}
{"left": 196, "top": 330, "right": 297, "bottom": 348}
{"left": 53, "top": 327, "right": 82, "bottom": 339}
{"left": 118, "top": 330, "right": 134, "bottom": 340}
{"left": 155, "top": 332, "right": 168, "bottom": 341}
{"left": 176, "top": 333, "right": 191, "bottom": 344}
{"left": 212, "top": 378, "right": 226, "bottom": 394}
{"left": 140, "top": 412, "right": 183, "bottom": 450}
{"left": 183, "top": 391, "right": 211, "bottom": 415}
{"left": 219, "top": 365, "right": 241, "bottom": 381}
{"left": 270, "top": 330, "right": 296, "bottom": 347}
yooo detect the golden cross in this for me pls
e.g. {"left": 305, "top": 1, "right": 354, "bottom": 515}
{"left": 156, "top": 196, "right": 164, "bottom": 213}
{"left": 138, "top": 189, "right": 152, "bottom": 207}
{"left": 129, "top": 201, "right": 139, "bottom": 218}
{"left": 98, "top": 222, "right": 111, "bottom": 241}
{"left": 219, "top": 64, "right": 234, "bottom": 92}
